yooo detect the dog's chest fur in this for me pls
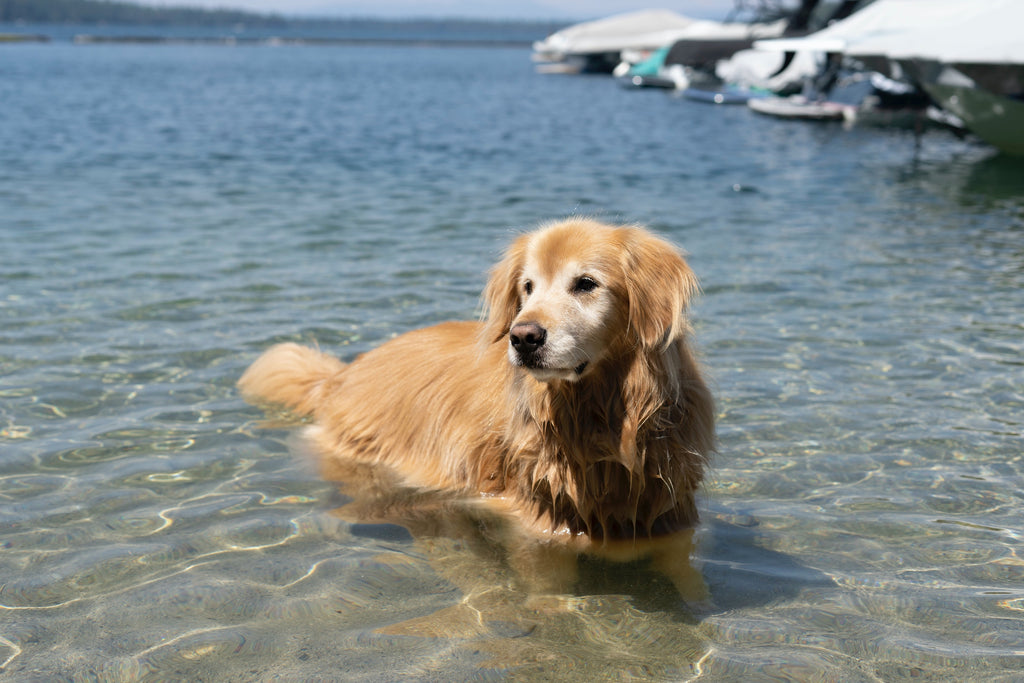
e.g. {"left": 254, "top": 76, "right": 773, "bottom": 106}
{"left": 478, "top": 369, "right": 695, "bottom": 540}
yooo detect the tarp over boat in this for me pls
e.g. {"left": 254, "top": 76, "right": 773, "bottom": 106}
{"left": 754, "top": 0, "right": 1024, "bottom": 64}
{"left": 533, "top": 10, "right": 699, "bottom": 60}
{"left": 533, "top": 9, "right": 786, "bottom": 62}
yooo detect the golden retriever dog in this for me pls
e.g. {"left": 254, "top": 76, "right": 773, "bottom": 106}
{"left": 239, "top": 218, "right": 715, "bottom": 594}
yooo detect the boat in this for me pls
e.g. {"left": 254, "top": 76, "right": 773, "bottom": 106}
{"left": 610, "top": 1, "right": 806, "bottom": 89}
{"left": 915, "top": 79, "right": 1024, "bottom": 154}
{"left": 614, "top": 46, "right": 683, "bottom": 89}
{"left": 748, "top": 69, "right": 933, "bottom": 128}
{"left": 613, "top": 17, "right": 789, "bottom": 90}
{"left": 683, "top": 84, "right": 771, "bottom": 105}
{"left": 619, "top": 0, "right": 865, "bottom": 100}
{"left": 532, "top": 10, "right": 700, "bottom": 74}
{"left": 533, "top": 6, "right": 789, "bottom": 77}
{"left": 713, "top": 0, "right": 861, "bottom": 97}
{"left": 748, "top": 94, "right": 851, "bottom": 120}
{"left": 753, "top": 0, "right": 1024, "bottom": 153}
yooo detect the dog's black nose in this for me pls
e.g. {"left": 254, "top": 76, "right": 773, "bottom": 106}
{"left": 509, "top": 322, "right": 546, "bottom": 355}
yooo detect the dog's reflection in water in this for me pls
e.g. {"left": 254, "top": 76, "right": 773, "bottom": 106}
{"left": 319, "top": 453, "right": 709, "bottom": 636}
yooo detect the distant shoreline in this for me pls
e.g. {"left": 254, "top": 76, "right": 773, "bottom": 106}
{"left": 0, "top": 16, "right": 563, "bottom": 47}
{"left": 0, "top": 0, "right": 571, "bottom": 27}
{"left": 68, "top": 34, "right": 537, "bottom": 47}
{"left": 0, "top": 32, "right": 49, "bottom": 42}
{"left": 1, "top": 0, "right": 568, "bottom": 46}
{"left": 0, "top": 31, "right": 541, "bottom": 48}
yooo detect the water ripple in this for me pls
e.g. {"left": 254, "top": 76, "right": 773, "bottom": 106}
{"left": 2, "top": 40, "right": 1024, "bottom": 681}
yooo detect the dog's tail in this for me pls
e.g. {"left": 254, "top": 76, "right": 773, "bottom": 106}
{"left": 237, "top": 343, "right": 346, "bottom": 417}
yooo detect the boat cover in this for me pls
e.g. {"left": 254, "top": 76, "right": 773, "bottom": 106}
{"left": 533, "top": 10, "right": 697, "bottom": 57}
{"left": 533, "top": 10, "right": 786, "bottom": 59}
{"left": 754, "top": 0, "right": 1024, "bottom": 65}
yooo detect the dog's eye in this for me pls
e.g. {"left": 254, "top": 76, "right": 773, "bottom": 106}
{"left": 572, "top": 276, "right": 599, "bottom": 294}
{"left": 523, "top": 280, "right": 533, "bottom": 296}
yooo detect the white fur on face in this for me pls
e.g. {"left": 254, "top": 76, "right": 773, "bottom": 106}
{"left": 509, "top": 258, "right": 619, "bottom": 383}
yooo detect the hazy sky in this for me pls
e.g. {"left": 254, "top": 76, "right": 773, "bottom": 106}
{"left": 136, "top": 0, "right": 741, "bottom": 20}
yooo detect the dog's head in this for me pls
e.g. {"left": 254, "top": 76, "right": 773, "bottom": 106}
{"left": 483, "top": 219, "right": 699, "bottom": 383}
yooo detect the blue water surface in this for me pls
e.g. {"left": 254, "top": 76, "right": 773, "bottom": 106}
{"left": 2, "top": 36, "right": 1023, "bottom": 681}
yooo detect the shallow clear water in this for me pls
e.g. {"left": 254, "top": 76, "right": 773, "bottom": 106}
{"left": 2, "top": 38, "right": 1023, "bottom": 681}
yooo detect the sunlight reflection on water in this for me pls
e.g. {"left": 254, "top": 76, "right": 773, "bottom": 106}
{"left": 2, "top": 39, "right": 1024, "bottom": 681}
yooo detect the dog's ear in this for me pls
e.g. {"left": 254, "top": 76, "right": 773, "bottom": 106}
{"left": 622, "top": 228, "right": 699, "bottom": 349}
{"left": 481, "top": 234, "right": 527, "bottom": 344}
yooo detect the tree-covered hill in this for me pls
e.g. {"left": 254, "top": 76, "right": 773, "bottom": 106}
{"left": 0, "top": 0, "right": 567, "bottom": 38}
{"left": 0, "top": 0, "right": 287, "bottom": 25}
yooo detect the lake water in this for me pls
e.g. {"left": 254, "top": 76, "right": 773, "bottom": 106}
{"left": 2, "top": 34, "right": 1023, "bottom": 682}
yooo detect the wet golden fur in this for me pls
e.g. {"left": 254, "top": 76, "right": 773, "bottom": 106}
{"left": 239, "top": 218, "right": 715, "bottom": 544}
